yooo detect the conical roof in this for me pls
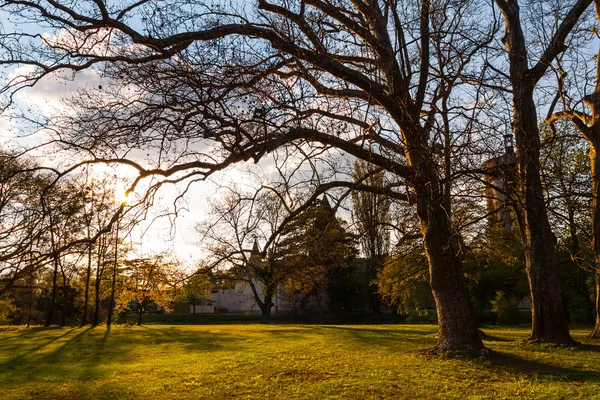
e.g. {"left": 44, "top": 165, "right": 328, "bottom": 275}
{"left": 251, "top": 239, "right": 261, "bottom": 254}
{"left": 321, "top": 194, "right": 332, "bottom": 209}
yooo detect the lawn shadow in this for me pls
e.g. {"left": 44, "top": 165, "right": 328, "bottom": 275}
{"left": 0, "top": 327, "right": 77, "bottom": 367}
{"left": 312, "top": 325, "right": 436, "bottom": 350}
{"left": 479, "top": 330, "right": 514, "bottom": 343}
{"left": 574, "top": 343, "right": 600, "bottom": 353}
{"left": 137, "top": 325, "right": 235, "bottom": 352}
{"left": 490, "top": 351, "right": 600, "bottom": 382}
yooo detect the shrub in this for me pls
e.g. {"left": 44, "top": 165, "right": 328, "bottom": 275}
{"left": 405, "top": 310, "right": 437, "bottom": 324}
{"left": 490, "top": 291, "right": 520, "bottom": 325}
{"left": 0, "top": 294, "right": 16, "bottom": 325}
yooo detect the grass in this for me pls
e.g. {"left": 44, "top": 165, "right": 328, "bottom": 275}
{"left": 0, "top": 323, "right": 599, "bottom": 399}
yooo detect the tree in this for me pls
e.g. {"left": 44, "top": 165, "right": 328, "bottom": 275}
{"left": 41, "top": 178, "right": 86, "bottom": 326}
{"left": 0, "top": 293, "right": 16, "bottom": 325}
{"left": 178, "top": 273, "right": 212, "bottom": 316}
{"left": 0, "top": 152, "right": 47, "bottom": 295}
{"left": 0, "top": 0, "right": 498, "bottom": 353}
{"left": 492, "top": 0, "right": 592, "bottom": 344}
{"left": 352, "top": 160, "right": 391, "bottom": 313}
{"left": 539, "top": 123, "right": 594, "bottom": 325}
{"left": 117, "top": 253, "right": 179, "bottom": 326}
{"left": 200, "top": 188, "right": 288, "bottom": 324}
{"left": 546, "top": 0, "right": 600, "bottom": 337}
{"left": 277, "top": 196, "right": 357, "bottom": 317}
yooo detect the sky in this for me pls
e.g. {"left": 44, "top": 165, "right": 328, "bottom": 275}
{"left": 0, "top": 54, "right": 321, "bottom": 271}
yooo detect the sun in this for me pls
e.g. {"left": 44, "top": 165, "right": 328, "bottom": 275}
{"left": 115, "top": 180, "right": 130, "bottom": 205}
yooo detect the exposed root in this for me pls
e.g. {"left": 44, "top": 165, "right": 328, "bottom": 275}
{"left": 420, "top": 345, "right": 492, "bottom": 359}
{"left": 521, "top": 336, "right": 579, "bottom": 349}
{"left": 587, "top": 330, "right": 600, "bottom": 340}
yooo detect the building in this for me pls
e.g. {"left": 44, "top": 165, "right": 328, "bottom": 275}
{"left": 483, "top": 134, "right": 517, "bottom": 232}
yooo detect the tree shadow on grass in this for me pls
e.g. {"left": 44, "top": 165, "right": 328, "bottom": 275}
{"left": 141, "top": 325, "right": 238, "bottom": 351}
{"left": 479, "top": 330, "right": 514, "bottom": 343}
{"left": 0, "top": 327, "right": 78, "bottom": 367}
{"left": 489, "top": 352, "right": 600, "bottom": 383}
{"left": 1, "top": 327, "right": 53, "bottom": 341}
{"left": 1, "top": 326, "right": 77, "bottom": 342}
{"left": 573, "top": 343, "right": 600, "bottom": 353}
{"left": 311, "top": 325, "right": 436, "bottom": 350}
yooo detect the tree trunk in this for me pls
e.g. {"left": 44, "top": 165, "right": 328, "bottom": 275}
{"left": 26, "top": 269, "right": 33, "bottom": 328}
{"left": 80, "top": 242, "right": 93, "bottom": 327}
{"left": 413, "top": 173, "right": 485, "bottom": 353}
{"left": 260, "top": 300, "right": 273, "bottom": 324}
{"left": 591, "top": 272, "right": 600, "bottom": 339}
{"left": 516, "top": 90, "right": 573, "bottom": 345}
{"left": 92, "top": 238, "right": 103, "bottom": 326}
{"left": 590, "top": 140, "right": 600, "bottom": 339}
{"left": 107, "top": 222, "right": 119, "bottom": 328}
{"left": 137, "top": 299, "right": 144, "bottom": 326}
{"left": 60, "top": 270, "right": 68, "bottom": 327}
{"left": 44, "top": 256, "right": 59, "bottom": 327}
{"left": 192, "top": 299, "right": 197, "bottom": 316}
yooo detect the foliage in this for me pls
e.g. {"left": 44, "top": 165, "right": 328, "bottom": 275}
{"left": 116, "top": 253, "right": 179, "bottom": 324}
{"left": 0, "top": 294, "right": 16, "bottom": 325}
{"left": 463, "top": 227, "right": 528, "bottom": 316}
{"left": 376, "top": 246, "right": 432, "bottom": 313}
{"left": 278, "top": 199, "right": 357, "bottom": 301}
{"left": 176, "top": 273, "right": 212, "bottom": 311}
{"left": 404, "top": 310, "right": 438, "bottom": 324}
{"left": 490, "top": 291, "right": 521, "bottom": 325}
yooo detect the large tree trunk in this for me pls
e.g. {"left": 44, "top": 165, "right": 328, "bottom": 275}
{"left": 589, "top": 139, "right": 600, "bottom": 339}
{"left": 60, "top": 270, "right": 68, "bottom": 327}
{"left": 260, "top": 304, "right": 272, "bottom": 324}
{"left": 415, "top": 187, "right": 485, "bottom": 353}
{"left": 591, "top": 272, "right": 600, "bottom": 339}
{"left": 515, "top": 88, "right": 573, "bottom": 345}
{"left": 26, "top": 269, "right": 33, "bottom": 328}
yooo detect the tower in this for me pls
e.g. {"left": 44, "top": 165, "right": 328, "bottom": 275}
{"left": 483, "top": 134, "right": 516, "bottom": 232}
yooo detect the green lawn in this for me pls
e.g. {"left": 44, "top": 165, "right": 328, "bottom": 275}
{"left": 1, "top": 323, "right": 599, "bottom": 399}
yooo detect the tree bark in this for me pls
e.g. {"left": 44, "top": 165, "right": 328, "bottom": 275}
{"left": 80, "top": 242, "right": 93, "bottom": 327}
{"left": 92, "top": 237, "right": 103, "bottom": 326}
{"left": 259, "top": 301, "right": 273, "bottom": 324}
{"left": 515, "top": 85, "right": 573, "bottom": 345}
{"left": 107, "top": 221, "right": 119, "bottom": 328}
{"left": 60, "top": 272, "right": 68, "bottom": 327}
{"left": 137, "top": 299, "right": 144, "bottom": 326}
{"left": 26, "top": 268, "right": 33, "bottom": 328}
{"left": 589, "top": 139, "right": 600, "bottom": 339}
{"left": 591, "top": 272, "right": 600, "bottom": 339}
{"left": 414, "top": 175, "right": 485, "bottom": 353}
{"left": 44, "top": 255, "right": 59, "bottom": 327}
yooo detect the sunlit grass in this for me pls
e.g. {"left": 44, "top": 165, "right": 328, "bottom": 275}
{"left": 0, "top": 323, "right": 599, "bottom": 399}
